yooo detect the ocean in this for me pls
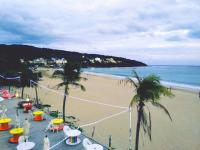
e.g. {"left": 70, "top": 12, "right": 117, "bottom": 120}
{"left": 83, "top": 66, "right": 200, "bottom": 91}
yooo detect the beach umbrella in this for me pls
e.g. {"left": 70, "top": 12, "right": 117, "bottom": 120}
{"left": 23, "top": 118, "right": 30, "bottom": 138}
{"left": 43, "top": 135, "right": 50, "bottom": 150}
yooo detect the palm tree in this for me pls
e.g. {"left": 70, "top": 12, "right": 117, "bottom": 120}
{"left": 52, "top": 61, "right": 86, "bottom": 122}
{"left": 123, "top": 71, "right": 173, "bottom": 150}
{"left": 20, "top": 68, "right": 32, "bottom": 99}
{"left": 31, "top": 71, "right": 41, "bottom": 107}
{"left": 20, "top": 65, "right": 41, "bottom": 107}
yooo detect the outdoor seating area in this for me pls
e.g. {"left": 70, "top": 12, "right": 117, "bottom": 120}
{"left": 0, "top": 97, "right": 107, "bottom": 150}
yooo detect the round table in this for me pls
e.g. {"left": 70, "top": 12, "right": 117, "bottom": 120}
{"left": 87, "top": 144, "right": 104, "bottom": 150}
{"left": 51, "top": 118, "right": 64, "bottom": 131}
{"left": 16, "top": 141, "right": 35, "bottom": 150}
{"left": 23, "top": 103, "right": 32, "bottom": 113}
{"left": 65, "top": 129, "right": 81, "bottom": 145}
{"left": 9, "top": 128, "right": 24, "bottom": 143}
{"left": 52, "top": 118, "right": 63, "bottom": 125}
{"left": 0, "top": 118, "right": 12, "bottom": 131}
{"left": 33, "top": 111, "right": 44, "bottom": 121}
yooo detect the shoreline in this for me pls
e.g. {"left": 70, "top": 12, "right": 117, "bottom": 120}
{"left": 83, "top": 71, "right": 200, "bottom": 93}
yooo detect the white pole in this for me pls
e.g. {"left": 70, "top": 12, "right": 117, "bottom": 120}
{"left": 129, "top": 106, "right": 132, "bottom": 150}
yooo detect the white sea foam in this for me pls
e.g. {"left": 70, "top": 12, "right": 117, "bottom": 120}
{"left": 84, "top": 71, "right": 200, "bottom": 92}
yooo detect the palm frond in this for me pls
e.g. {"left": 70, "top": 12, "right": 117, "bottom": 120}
{"left": 129, "top": 95, "right": 139, "bottom": 107}
{"left": 158, "top": 86, "right": 174, "bottom": 98}
{"left": 144, "top": 75, "right": 160, "bottom": 83}
{"left": 66, "top": 116, "right": 76, "bottom": 119}
{"left": 132, "top": 70, "right": 141, "bottom": 84}
{"left": 52, "top": 70, "right": 64, "bottom": 77}
{"left": 80, "top": 76, "right": 87, "bottom": 81}
{"left": 137, "top": 75, "right": 174, "bottom": 102}
{"left": 57, "top": 82, "right": 68, "bottom": 89}
{"left": 120, "top": 77, "right": 138, "bottom": 90}
{"left": 140, "top": 108, "right": 152, "bottom": 141}
{"left": 127, "top": 77, "right": 138, "bottom": 89}
{"left": 71, "top": 82, "right": 86, "bottom": 91}
{"left": 151, "top": 102, "right": 172, "bottom": 121}
{"left": 140, "top": 109, "right": 147, "bottom": 133}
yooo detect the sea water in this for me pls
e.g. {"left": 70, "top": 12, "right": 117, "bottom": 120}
{"left": 83, "top": 66, "right": 200, "bottom": 91}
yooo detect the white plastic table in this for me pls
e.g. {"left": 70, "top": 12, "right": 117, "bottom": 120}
{"left": 16, "top": 142, "right": 35, "bottom": 150}
{"left": 66, "top": 129, "right": 81, "bottom": 137}
{"left": 87, "top": 144, "right": 104, "bottom": 150}
{"left": 65, "top": 129, "right": 81, "bottom": 145}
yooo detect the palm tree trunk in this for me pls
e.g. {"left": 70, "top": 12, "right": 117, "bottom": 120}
{"left": 129, "top": 107, "right": 132, "bottom": 150}
{"left": 63, "top": 86, "right": 68, "bottom": 122}
{"left": 21, "top": 87, "right": 24, "bottom": 99}
{"left": 35, "top": 86, "right": 39, "bottom": 106}
{"left": 135, "top": 103, "right": 143, "bottom": 150}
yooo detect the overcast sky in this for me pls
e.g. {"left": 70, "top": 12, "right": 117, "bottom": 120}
{"left": 0, "top": 0, "right": 200, "bottom": 65}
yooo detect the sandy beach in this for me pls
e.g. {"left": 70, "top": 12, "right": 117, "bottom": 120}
{"left": 23, "top": 69, "right": 200, "bottom": 150}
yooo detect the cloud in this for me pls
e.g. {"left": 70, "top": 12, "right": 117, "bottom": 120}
{"left": 0, "top": 0, "right": 200, "bottom": 64}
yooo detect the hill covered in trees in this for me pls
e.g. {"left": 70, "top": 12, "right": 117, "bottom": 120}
{"left": 0, "top": 44, "right": 147, "bottom": 67}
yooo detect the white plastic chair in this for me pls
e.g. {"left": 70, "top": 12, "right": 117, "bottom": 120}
{"left": 52, "top": 124, "right": 60, "bottom": 133}
{"left": 83, "top": 138, "right": 93, "bottom": 150}
{"left": 45, "top": 121, "right": 53, "bottom": 132}
{"left": 18, "top": 135, "right": 27, "bottom": 144}
{"left": 63, "top": 125, "right": 72, "bottom": 138}
{"left": 45, "top": 121, "right": 59, "bottom": 133}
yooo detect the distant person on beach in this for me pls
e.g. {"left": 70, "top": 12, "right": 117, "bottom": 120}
{"left": 199, "top": 91, "right": 200, "bottom": 98}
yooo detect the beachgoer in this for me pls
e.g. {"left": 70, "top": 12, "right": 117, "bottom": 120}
{"left": 23, "top": 118, "right": 30, "bottom": 138}
{"left": 43, "top": 135, "right": 50, "bottom": 150}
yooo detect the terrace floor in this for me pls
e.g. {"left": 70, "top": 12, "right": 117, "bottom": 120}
{"left": 0, "top": 98, "right": 108, "bottom": 150}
